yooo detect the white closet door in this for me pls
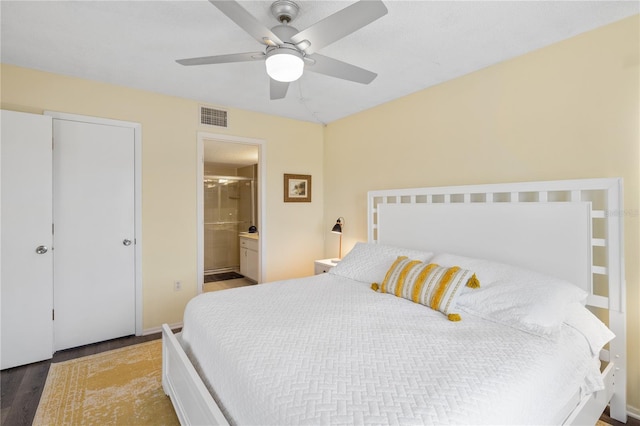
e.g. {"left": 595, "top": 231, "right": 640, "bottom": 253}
{"left": 1, "top": 110, "right": 54, "bottom": 369}
{"left": 53, "top": 119, "right": 135, "bottom": 350}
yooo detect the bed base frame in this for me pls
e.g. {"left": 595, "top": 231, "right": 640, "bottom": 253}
{"left": 162, "top": 178, "right": 626, "bottom": 425}
{"left": 162, "top": 324, "right": 228, "bottom": 425}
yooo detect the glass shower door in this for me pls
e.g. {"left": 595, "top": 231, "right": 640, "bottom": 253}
{"left": 204, "top": 176, "right": 253, "bottom": 273}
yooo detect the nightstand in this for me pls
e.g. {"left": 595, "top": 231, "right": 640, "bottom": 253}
{"left": 314, "top": 258, "right": 338, "bottom": 275}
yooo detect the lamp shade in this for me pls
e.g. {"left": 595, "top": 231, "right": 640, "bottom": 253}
{"left": 331, "top": 218, "right": 343, "bottom": 234}
{"left": 265, "top": 49, "right": 304, "bottom": 82}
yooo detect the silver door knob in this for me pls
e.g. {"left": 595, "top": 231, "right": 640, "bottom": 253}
{"left": 35, "top": 245, "right": 48, "bottom": 254}
{"left": 122, "top": 239, "right": 132, "bottom": 246}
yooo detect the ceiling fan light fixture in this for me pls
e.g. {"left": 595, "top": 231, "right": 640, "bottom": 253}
{"left": 265, "top": 49, "right": 304, "bottom": 82}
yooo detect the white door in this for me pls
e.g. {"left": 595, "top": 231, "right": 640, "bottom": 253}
{"left": 53, "top": 119, "right": 136, "bottom": 350}
{"left": 1, "top": 110, "right": 54, "bottom": 369}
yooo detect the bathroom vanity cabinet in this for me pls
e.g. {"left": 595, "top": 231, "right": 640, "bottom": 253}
{"left": 239, "top": 233, "right": 259, "bottom": 282}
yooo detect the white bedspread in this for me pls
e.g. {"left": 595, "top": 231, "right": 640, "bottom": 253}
{"left": 181, "top": 274, "right": 602, "bottom": 425}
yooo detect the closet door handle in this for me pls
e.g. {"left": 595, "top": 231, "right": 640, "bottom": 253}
{"left": 35, "top": 245, "right": 48, "bottom": 254}
{"left": 122, "top": 239, "right": 132, "bottom": 246}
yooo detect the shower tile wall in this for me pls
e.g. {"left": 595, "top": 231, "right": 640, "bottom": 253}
{"left": 204, "top": 164, "right": 257, "bottom": 273}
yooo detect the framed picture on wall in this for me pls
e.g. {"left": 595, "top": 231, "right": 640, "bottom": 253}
{"left": 284, "top": 174, "right": 311, "bottom": 202}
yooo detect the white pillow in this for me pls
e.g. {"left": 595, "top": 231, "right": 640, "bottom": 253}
{"left": 329, "top": 242, "right": 434, "bottom": 283}
{"left": 563, "top": 302, "right": 615, "bottom": 356}
{"left": 564, "top": 303, "right": 615, "bottom": 394}
{"left": 432, "top": 253, "right": 587, "bottom": 337}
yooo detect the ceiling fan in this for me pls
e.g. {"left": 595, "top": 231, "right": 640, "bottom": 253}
{"left": 176, "top": 0, "right": 388, "bottom": 100}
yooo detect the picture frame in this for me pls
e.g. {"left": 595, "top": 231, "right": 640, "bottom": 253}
{"left": 284, "top": 174, "right": 312, "bottom": 202}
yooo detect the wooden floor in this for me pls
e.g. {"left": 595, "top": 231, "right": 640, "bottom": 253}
{"left": 0, "top": 332, "right": 161, "bottom": 426}
{"left": 2, "top": 331, "right": 637, "bottom": 426}
{"left": 602, "top": 407, "right": 640, "bottom": 426}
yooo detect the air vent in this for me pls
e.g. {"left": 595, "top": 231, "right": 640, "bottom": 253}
{"left": 200, "top": 106, "right": 228, "bottom": 128}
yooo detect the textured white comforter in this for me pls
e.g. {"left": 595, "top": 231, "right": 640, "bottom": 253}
{"left": 181, "top": 273, "right": 601, "bottom": 425}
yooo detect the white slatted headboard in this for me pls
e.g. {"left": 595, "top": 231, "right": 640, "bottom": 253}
{"left": 367, "top": 178, "right": 627, "bottom": 421}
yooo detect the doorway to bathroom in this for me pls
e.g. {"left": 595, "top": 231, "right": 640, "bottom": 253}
{"left": 197, "top": 132, "right": 265, "bottom": 293}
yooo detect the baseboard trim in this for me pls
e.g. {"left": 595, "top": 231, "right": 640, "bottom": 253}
{"left": 142, "top": 322, "right": 183, "bottom": 336}
{"left": 628, "top": 405, "right": 640, "bottom": 421}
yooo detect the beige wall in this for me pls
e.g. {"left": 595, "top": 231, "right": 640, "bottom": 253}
{"left": 1, "top": 64, "right": 325, "bottom": 330}
{"left": 324, "top": 15, "right": 639, "bottom": 414}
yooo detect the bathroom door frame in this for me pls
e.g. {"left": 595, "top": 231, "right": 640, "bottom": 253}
{"left": 196, "top": 132, "right": 266, "bottom": 293}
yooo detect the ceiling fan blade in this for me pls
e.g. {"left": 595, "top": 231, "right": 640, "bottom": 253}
{"left": 209, "top": 0, "right": 283, "bottom": 46}
{"left": 270, "top": 79, "right": 290, "bottom": 100}
{"left": 176, "top": 52, "right": 265, "bottom": 66}
{"left": 305, "top": 54, "right": 377, "bottom": 84}
{"left": 290, "top": 0, "right": 387, "bottom": 55}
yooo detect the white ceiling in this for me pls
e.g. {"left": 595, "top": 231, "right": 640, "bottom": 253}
{"left": 1, "top": 1, "right": 638, "bottom": 125}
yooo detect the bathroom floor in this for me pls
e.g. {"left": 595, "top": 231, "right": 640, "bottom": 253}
{"left": 204, "top": 271, "right": 244, "bottom": 283}
{"left": 203, "top": 277, "right": 255, "bottom": 293}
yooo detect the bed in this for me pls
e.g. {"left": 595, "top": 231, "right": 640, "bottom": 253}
{"left": 162, "top": 178, "right": 627, "bottom": 425}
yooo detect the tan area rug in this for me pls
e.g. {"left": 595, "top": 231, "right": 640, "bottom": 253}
{"left": 33, "top": 340, "right": 179, "bottom": 426}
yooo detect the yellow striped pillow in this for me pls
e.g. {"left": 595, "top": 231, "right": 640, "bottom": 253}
{"left": 372, "top": 256, "right": 480, "bottom": 321}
